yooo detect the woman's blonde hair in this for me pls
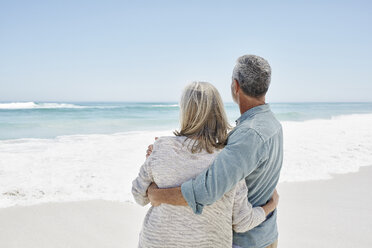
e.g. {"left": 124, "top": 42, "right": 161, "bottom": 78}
{"left": 174, "top": 81, "right": 231, "bottom": 153}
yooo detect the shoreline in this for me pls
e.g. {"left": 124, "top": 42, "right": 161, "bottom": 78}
{"left": 1, "top": 167, "right": 372, "bottom": 247}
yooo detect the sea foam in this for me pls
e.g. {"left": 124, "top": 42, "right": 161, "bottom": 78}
{"left": 151, "top": 104, "right": 179, "bottom": 107}
{"left": 0, "top": 102, "right": 86, "bottom": 109}
{"left": 0, "top": 114, "right": 371, "bottom": 208}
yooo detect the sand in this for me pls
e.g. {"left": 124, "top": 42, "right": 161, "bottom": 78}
{"left": 1, "top": 166, "right": 372, "bottom": 248}
{"left": 277, "top": 166, "right": 372, "bottom": 248}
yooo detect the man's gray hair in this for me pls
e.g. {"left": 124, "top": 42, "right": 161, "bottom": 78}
{"left": 232, "top": 55, "right": 271, "bottom": 97}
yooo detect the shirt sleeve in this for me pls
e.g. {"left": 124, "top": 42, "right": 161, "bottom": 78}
{"left": 181, "top": 128, "right": 268, "bottom": 214}
{"left": 232, "top": 180, "right": 266, "bottom": 233}
{"left": 131, "top": 157, "right": 154, "bottom": 206}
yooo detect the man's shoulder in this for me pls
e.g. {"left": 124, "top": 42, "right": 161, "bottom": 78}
{"left": 228, "top": 125, "right": 264, "bottom": 145}
{"left": 243, "top": 112, "right": 282, "bottom": 141}
{"left": 229, "top": 118, "right": 281, "bottom": 146}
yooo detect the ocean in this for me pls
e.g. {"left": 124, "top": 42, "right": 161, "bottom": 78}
{"left": 1, "top": 101, "right": 372, "bottom": 208}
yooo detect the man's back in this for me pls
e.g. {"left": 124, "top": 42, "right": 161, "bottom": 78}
{"left": 181, "top": 104, "right": 283, "bottom": 248}
{"left": 232, "top": 104, "right": 283, "bottom": 247}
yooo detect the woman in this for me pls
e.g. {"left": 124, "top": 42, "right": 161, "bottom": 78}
{"left": 132, "top": 82, "right": 278, "bottom": 248}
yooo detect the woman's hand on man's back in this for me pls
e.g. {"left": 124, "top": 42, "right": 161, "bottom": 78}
{"left": 261, "top": 189, "right": 279, "bottom": 216}
{"left": 146, "top": 137, "right": 158, "bottom": 158}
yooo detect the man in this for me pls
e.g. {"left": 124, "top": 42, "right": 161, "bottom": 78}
{"left": 147, "top": 55, "right": 283, "bottom": 248}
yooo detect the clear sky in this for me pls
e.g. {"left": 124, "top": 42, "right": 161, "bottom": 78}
{"left": 1, "top": 0, "right": 371, "bottom": 102}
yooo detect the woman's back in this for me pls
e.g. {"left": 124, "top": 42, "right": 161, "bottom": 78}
{"left": 132, "top": 82, "right": 268, "bottom": 248}
{"left": 132, "top": 136, "right": 264, "bottom": 248}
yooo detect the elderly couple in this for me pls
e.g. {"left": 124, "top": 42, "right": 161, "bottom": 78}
{"left": 132, "top": 55, "right": 283, "bottom": 248}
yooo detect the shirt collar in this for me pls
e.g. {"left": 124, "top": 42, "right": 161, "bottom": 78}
{"left": 235, "top": 103, "right": 270, "bottom": 125}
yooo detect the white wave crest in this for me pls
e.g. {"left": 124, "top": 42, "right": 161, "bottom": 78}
{"left": 151, "top": 104, "right": 179, "bottom": 107}
{"left": 0, "top": 102, "right": 86, "bottom": 109}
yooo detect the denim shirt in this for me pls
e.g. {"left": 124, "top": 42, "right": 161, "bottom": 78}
{"left": 181, "top": 104, "right": 283, "bottom": 248}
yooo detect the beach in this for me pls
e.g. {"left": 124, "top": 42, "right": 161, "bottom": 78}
{"left": 1, "top": 166, "right": 371, "bottom": 248}
{"left": 2, "top": 0, "right": 372, "bottom": 246}
{"left": 1, "top": 102, "right": 371, "bottom": 247}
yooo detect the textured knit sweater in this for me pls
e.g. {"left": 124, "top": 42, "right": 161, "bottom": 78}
{"left": 132, "top": 136, "right": 266, "bottom": 248}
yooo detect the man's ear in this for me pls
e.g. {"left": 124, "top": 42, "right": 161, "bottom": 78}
{"left": 233, "top": 79, "right": 240, "bottom": 94}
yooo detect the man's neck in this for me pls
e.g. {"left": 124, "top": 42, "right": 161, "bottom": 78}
{"left": 238, "top": 96, "right": 266, "bottom": 114}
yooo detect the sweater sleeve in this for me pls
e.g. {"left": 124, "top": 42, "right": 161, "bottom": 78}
{"left": 131, "top": 157, "right": 154, "bottom": 206}
{"left": 232, "top": 180, "right": 266, "bottom": 233}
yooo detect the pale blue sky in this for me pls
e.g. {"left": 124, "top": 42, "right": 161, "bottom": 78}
{"left": 1, "top": 0, "right": 371, "bottom": 102}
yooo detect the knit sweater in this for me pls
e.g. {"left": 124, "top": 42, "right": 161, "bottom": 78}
{"left": 132, "top": 136, "right": 266, "bottom": 248}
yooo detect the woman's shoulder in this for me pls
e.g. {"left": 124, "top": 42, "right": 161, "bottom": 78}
{"left": 152, "top": 136, "right": 186, "bottom": 150}
{"left": 154, "top": 135, "right": 222, "bottom": 156}
{"left": 155, "top": 135, "right": 185, "bottom": 141}
{"left": 154, "top": 135, "right": 186, "bottom": 145}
